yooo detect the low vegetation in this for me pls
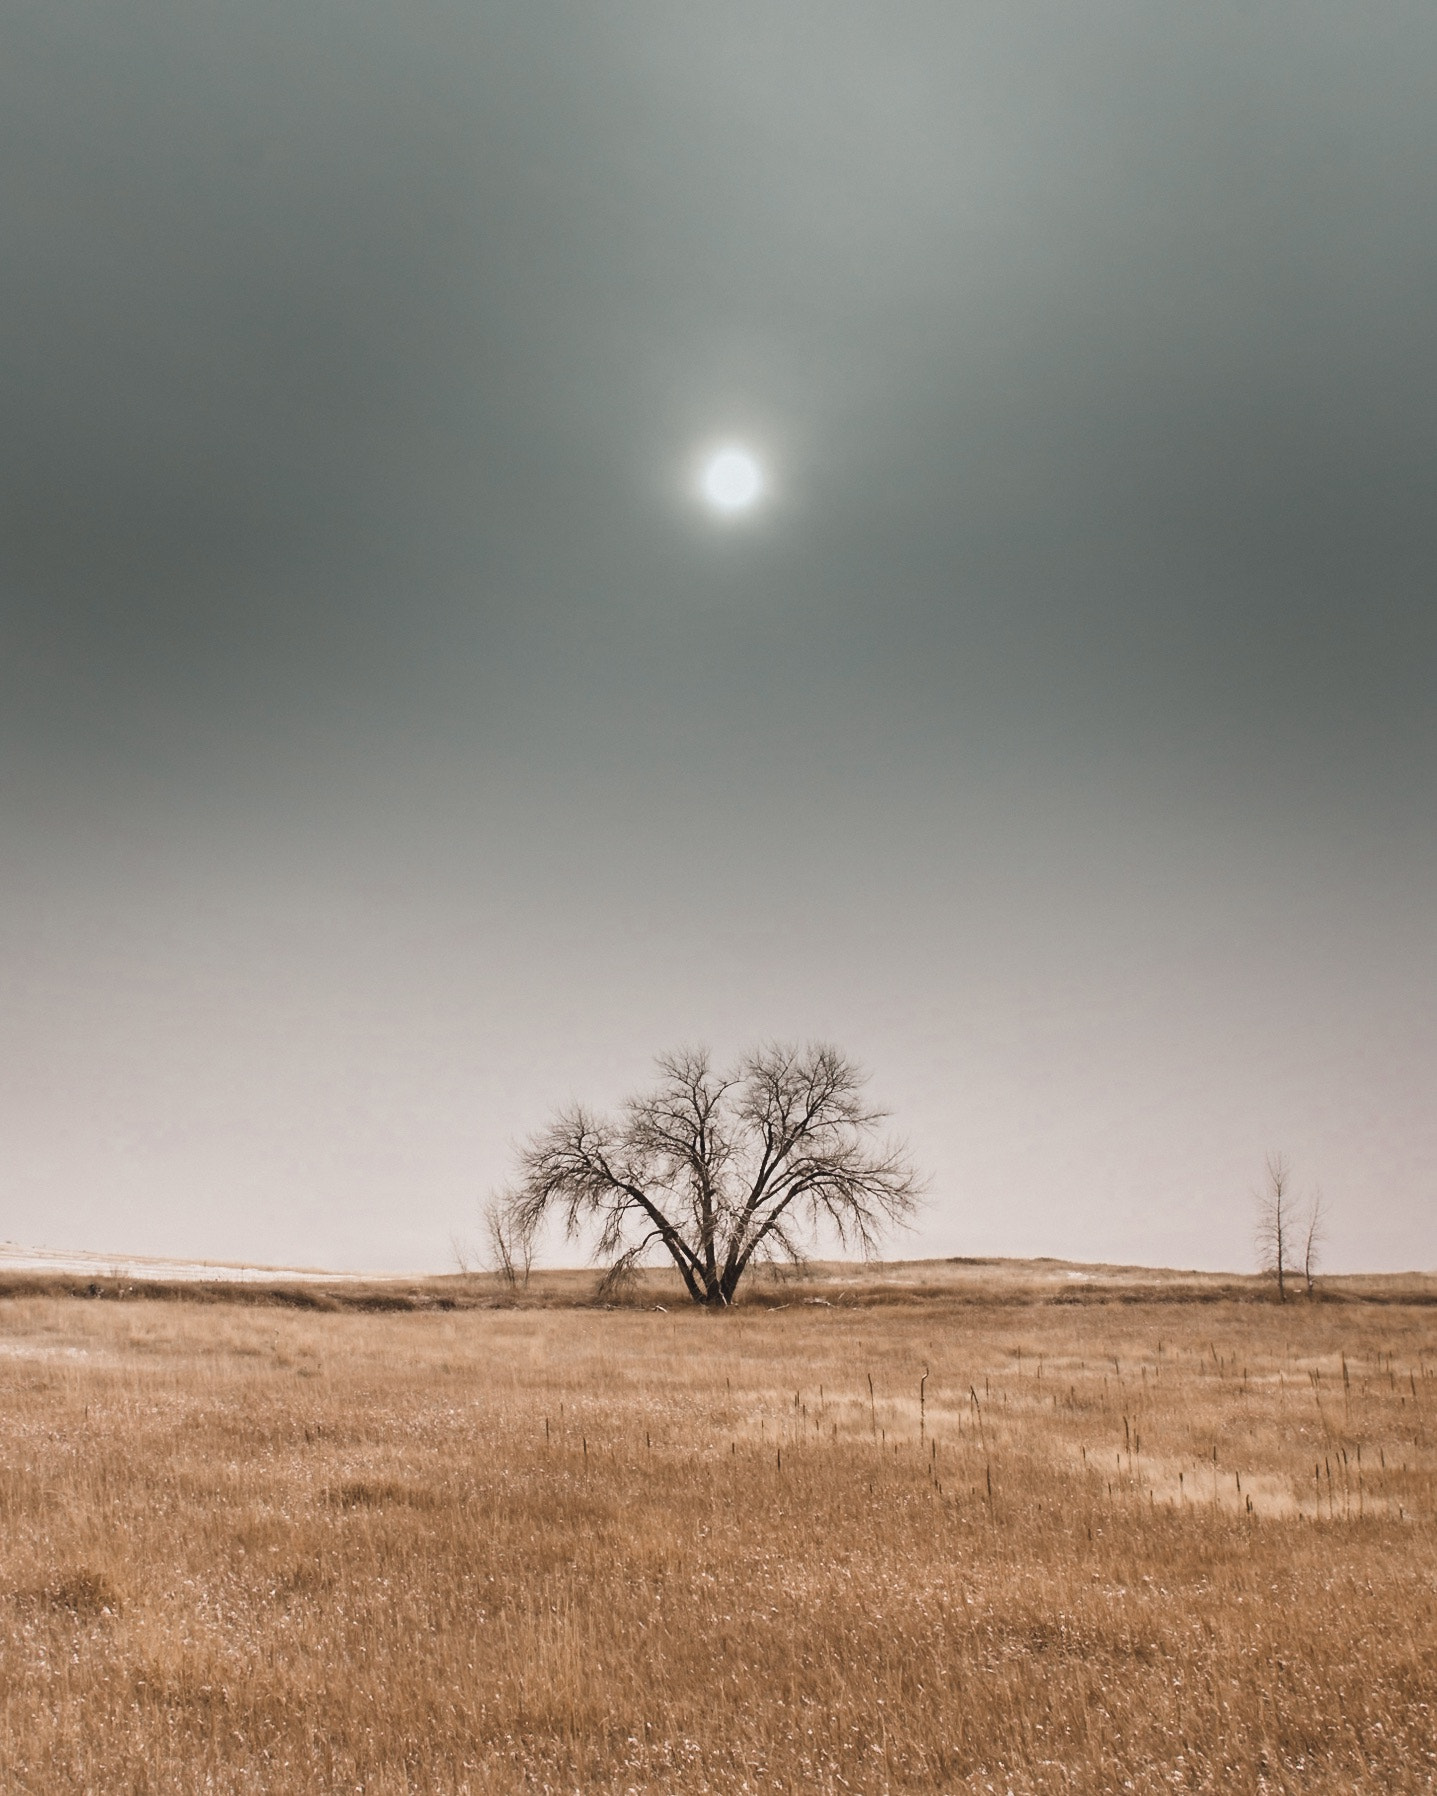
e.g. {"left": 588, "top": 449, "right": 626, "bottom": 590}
{"left": 2, "top": 1263, "right": 1434, "bottom": 1793}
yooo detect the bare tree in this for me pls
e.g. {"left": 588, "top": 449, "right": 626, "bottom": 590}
{"left": 1302, "top": 1189, "right": 1326, "bottom": 1297}
{"left": 491, "top": 1042, "right": 922, "bottom": 1306}
{"left": 1254, "top": 1151, "right": 1296, "bottom": 1302}
{"left": 483, "top": 1199, "right": 534, "bottom": 1291}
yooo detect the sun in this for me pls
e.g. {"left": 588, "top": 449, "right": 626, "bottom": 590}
{"left": 699, "top": 445, "right": 765, "bottom": 515}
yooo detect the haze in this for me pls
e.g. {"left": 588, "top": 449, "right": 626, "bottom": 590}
{"left": 1, "top": 2, "right": 1433, "bottom": 1272}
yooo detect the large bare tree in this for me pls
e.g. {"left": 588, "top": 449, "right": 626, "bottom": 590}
{"left": 489, "top": 1043, "right": 922, "bottom": 1305}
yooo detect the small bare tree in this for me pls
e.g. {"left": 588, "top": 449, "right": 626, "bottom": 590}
{"left": 1254, "top": 1151, "right": 1296, "bottom": 1302}
{"left": 491, "top": 1042, "right": 922, "bottom": 1306}
{"left": 482, "top": 1199, "right": 534, "bottom": 1291}
{"left": 1302, "top": 1189, "right": 1326, "bottom": 1297}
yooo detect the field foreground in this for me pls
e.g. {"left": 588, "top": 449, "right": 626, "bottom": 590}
{"left": 2, "top": 1275, "right": 1435, "bottom": 1793}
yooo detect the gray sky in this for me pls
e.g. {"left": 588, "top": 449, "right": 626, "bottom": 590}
{"left": 2, "top": 1, "right": 1434, "bottom": 1272}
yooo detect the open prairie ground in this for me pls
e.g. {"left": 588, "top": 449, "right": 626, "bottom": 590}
{"left": 2, "top": 1269, "right": 1435, "bottom": 1794}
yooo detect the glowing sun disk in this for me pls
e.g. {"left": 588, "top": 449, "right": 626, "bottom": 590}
{"left": 701, "top": 446, "right": 764, "bottom": 513}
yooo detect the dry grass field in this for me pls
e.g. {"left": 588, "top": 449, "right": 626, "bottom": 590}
{"left": 2, "top": 1265, "right": 1435, "bottom": 1794}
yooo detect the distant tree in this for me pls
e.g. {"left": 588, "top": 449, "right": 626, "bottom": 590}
{"left": 490, "top": 1043, "right": 922, "bottom": 1306}
{"left": 1302, "top": 1189, "right": 1326, "bottom": 1298}
{"left": 1254, "top": 1151, "right": 1297, "bottom": 1302}
{"left": 482, "top": 1202, "right": 533, "bottom": 1291}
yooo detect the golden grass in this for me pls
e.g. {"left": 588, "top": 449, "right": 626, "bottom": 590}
{"left": 2, "top": 1271, "right": 1435, "bottom": 1793}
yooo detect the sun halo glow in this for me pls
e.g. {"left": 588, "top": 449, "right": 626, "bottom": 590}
{"left": 700, "top": 445, "right": 764, "bottom": 515}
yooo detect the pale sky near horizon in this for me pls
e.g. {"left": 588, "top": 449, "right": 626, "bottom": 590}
{"left": 2, "top": 2, "right": 1434, "bottom": 1274}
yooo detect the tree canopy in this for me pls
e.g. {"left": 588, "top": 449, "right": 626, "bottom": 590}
{"left": 490, "top": 1042, "right": 922, "bottom": 1304}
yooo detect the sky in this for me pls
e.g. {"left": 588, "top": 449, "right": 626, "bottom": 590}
{"left": 2, "top": 0, "right": 1434, "bottom": 1274}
